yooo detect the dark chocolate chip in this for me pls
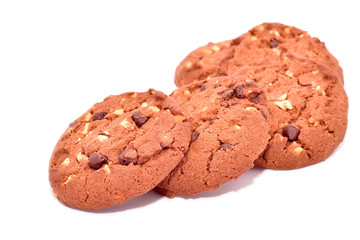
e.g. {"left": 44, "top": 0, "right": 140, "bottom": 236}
{"left": 198, "top": 56, "right": 203, "bottom": 60}
{"left": 119, "top": 149, "right": 138, "bottom": 165}
{"left": 132, "top": 111, "right": 150, "bottom": 128}
{"left": 270, "top": 38, "right": 279, "bottom": 48}
{"left": 88, "top": 152, "right": 108, "bottom": 170}
{"left": 191, "top": 131, "right": 200, "bottom": 142}
{"left": 221, "top": 89, "right": 234, "bottom": 100}
{"left": 92, "top": 112, "right": 107, "bottom": 121}
{"left": 69, "top": 121, "right": 77, "bottom": 127}
{"left": 231, "top": 37, "right": 242, "bottom": 46}
{"left": 220, "top": 102, "right": 229, "bottom": 108}
{"left": 260, "top": 110, "right": 268, "bottom": 119}
{"left": 248, "top": 91, "right": 260, "bottom": 103}
{"left": 250, "top": 96, "right": 260, "bottom": 103}
{"left": 219, "top": 143, "right": 231, "bottom": 150}
{"left": 200, "top": 83, "right": 207, "bottom": 91}
{"left": 234, "top": 84, "right": 245, "bottom": 98}
{"left": 282, "top": 124, "right": 300, "bottom": 141}
{"left": 160, "top": 142, "right": 169, "bottom": 149}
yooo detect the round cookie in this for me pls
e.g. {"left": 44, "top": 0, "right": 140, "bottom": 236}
{"left": 156, "top": 76, "right": 270, "bottom": 197}
{"left": 175, "top": 22, "right": 343, "bottom": 87}
{"left": 232, "top": 55, "right": 348, "bottom": 169}
{"left": 49, "top": 89, "right": 192, "bottom": 210}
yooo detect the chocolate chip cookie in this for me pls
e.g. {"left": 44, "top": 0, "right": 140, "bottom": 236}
{"left": 49, "top": 89, "right": 192, "bottom": 210}
{"left": 175, "top": 22, "right": 343, "bottom": 87}
{"left": 232, "top": 55, "right": 348, "bottom": 169}
{"left": 156, "top": 76, "right": 270, "bottom": 197}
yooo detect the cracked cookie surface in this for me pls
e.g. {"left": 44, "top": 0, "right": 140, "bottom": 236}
{"left": 156, "top": 76, "right": 270, "bottom": 197}
{"left": 232, "top": 55, "right": 348, "bottom": 169}
{"left": 175, "top": 22, "right": 343, "bottom": 87}
{"left": 49, "top": 89, "right": 192, "bottom": 210}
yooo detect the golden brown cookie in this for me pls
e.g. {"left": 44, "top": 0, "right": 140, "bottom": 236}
{"left": 156, "top": 76, "right": 270, "bottom": 197}
{"left": 175, "top": 22, "right": 343, "bottom": 87}
{"left": 49, "top": 89, "right": 192, "bottom": 210}
{"left": 232, "top": 55, "right": 348, "bottom": 169}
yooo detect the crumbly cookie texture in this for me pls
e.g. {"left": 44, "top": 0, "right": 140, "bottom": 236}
{"left": 175, "top": 22, "right": 343, "bottom": 87}
{"left": 49, "top": 89, "right": 192, "bottom": 210}
{"left": 232, "top": 55, "right": 348, "bottom": 169}
{"left": 156, "top": 76, "right": 270, "bottom": 197}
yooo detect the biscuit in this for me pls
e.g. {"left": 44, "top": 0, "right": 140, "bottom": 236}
{"left": 49, "top": 89, "right": 192, "bottom": 210}
{"left": 175, "top": 22, "right": 343, "bottom": 87}
{"left": 233, "top": 55, "right": 348, "bottom": 169}
{"left": 156, "top": 76, "right": 270, "bottom": 197}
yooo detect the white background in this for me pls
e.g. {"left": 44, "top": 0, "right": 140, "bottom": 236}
{"left": 1, "top": 0, "right": 359, "bottom": 239}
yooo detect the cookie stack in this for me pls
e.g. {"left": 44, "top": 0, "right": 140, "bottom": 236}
{"left": 49, "top": 23, "right": 348, "bottom": 210}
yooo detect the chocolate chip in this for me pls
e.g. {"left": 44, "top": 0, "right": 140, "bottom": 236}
{"left": 248, "top": 92, "right": 260, "bottom": 103}
{"left": 119, "top": 149, "right": 138, "bottom": 165}
{"left": 270, "top": 38, "right": 279, "bottom": 48}
{"left": 88, "top": 152, "right": 108, "bottom": 170}
{"left": 200, "top": 83, "right": 207, "bottom": 91}
{"left": 219, "top": 143, "right": 231, "bottom": 150}
{"left": 231, "top": 37, "right": 242, "bottom": 46}
{"left": 191, "top": 131, "right": 200, "bottom": 142}
{"left": 250, "top": 96, "right": 260, "bottom": 104}
{"left": 69, "top": 121, "right": 77, "bottom": 127}
{"left": 132, "top": 111, "right": 149, "bottom": 128}
{"left": 220, "top": 102, "right": 229, "bottom": 108}
{"left": 282, "top": 124, "right": 300, "bottom": 141}
{"left": 92, "top": 112, "right": 107, "bottom": 121}
{"left": 234, "top": 84, "right": 245, "bottom": 98}
{"left": 198, "top": 56, "right": 203, "bottom": 60}
{"left": 221, "top": 89, "right": 234, "bottom": 100}
{"left": 260, "top": 110, "right": 268, "bottom": 119}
